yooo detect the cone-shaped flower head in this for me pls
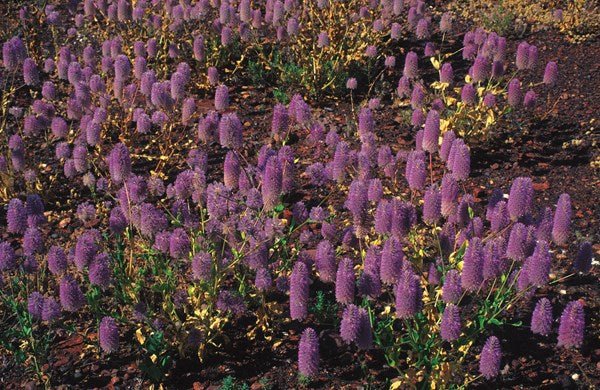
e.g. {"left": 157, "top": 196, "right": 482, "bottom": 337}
{"left": 290, "top": 261, "right": 310, "bottom": 320}
{"left": 59, "top": 276, "right": 85, "bottom": 312}
{"left": 335, "top": 257, "right": 355, "bottom": 304}
{"left": 442, "top": 269, "right": 462, "bottom": 304}
{"left": 552, "top": 193, "right": 571, "bottom": 246}
{"left": 99, "top": 316, "right": 119, "bottom": 353}
{"left": 479, "top": 336, "right": 502, "bottom": 379}
{"left": 315, "top": 240, "right": 336, "bottom": 283}
{"left": 422, "top": 110, "right": 440, "bottom": 153}
{"left": 395, "top": 268, "right": 422, "bottom": 318}
{"left": 262, "top": 155, "right": 283, "bottom": 210}
{"left": 461, "top": 238, "right": 484, "bottom": 291}
{"left": 298, "top": 327, "right": 319, "bottom": 378}
{"left": 423, "top": 185, "right": 442, "bottom": 225}
{"left": 214, "top": 84, "right": 229, "bottom": 111}
{"left": 543, "top": 61, "right": 558, "bottom": 87}
{"left": 557, "top": 300, "right": 585, "bottom": 348}
{"left": 403, "top": 51, "right": 419, "bottom": 79}
{"left": 107, "top": 143, "right": 131, "bottom": 185}
{"left": 440, "top": 304, "right": 461, "bottom": 341}
{"left": 507, "top": 177, "right": 533, "bottom": 220}
{"left": 531, "top": 298, "right": 553, "bottom": 336}
{"left": 380, "top": 237, "right": 404, "bottom": 285}
{"left": 218, "top": 113, "right": 243, "bottom": 150}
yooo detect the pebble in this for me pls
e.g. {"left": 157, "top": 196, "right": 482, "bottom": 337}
{"left": 571, "top": 373, "right": 579, "bottom": 381}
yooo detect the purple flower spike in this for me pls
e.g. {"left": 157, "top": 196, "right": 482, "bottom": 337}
{"left": 23, "top": 227, "right": 43, "bottom": 256}
{"left": 218, "top": 113, "right": 243, "bottom": 150}
{"left": 99, "top": 316, "right": 119, "bottom": 353}
{"left": 107, "top": 143, "right": 131, "bottom": 185}
{"left": 472, "top": 56, "right": 490, "bottom": 83}
{"left": 27, "top": 291, "right": 45, "bottom": 320}
{"left": 47, "top": 245, "right": 67, "bottom": 275}
{"left": 507, "top": 79, "right": 522, "bottom": 107}
{"left": 526, "top": 241, "right": 551, "bottom": 286}
{"left": 23, "top": 58, "right": 39, "bottom": 86}
{"left": 506, "top": 223, "right": 528, "bottom": 261}
{"left": 59, "top": 276, "right": 85, "bottom": 312}
{"left": 214, "top": 84, "right": 229, "bottom": 111}
{"left": 335, "top": 258, "right": 355, "bottom": 304}
{"left": 423, "top": 110, "right": 440, "bottom": 153}
{"left": 290, "top": 261, "right": 310, "bottom": 320}
{"left": 405, "top": 151, "right": 427, "bottom": 190}
{"left": 403, "top": 51, "right": 419, "bottom": 79}
{"left": 271, "top": 103, "right": 289, "bottom": 138}
{"left": 516, "top": 42, "right": 529, "bottom": 70}
{"left": 380, "top": 237, "right": 404, "bottom": 285}
{"left": 507, "top": 177, "right": 533, "bottom": 220}
{"left": 441, "top": 175, "right": 459, "bottom": 216}
{"left": 557, "top": 300, "right": 585, "bottom": 348}
{"left": 440, "top": 62, "right": 453, "bottom": 84}
{"left": 315, "top": 240, "right": 336, "bottom": 283}
{"left": 461, "top": 84, "right": 476, "bottom": 105}
{"left": 0, "top": 241, "right": 16, "bottom": 271}
{"left": 340, "top": 304, "right": 360, "bottom": 344}
{"left": 423, "top": 185, "right": 442, "bottom": 225}
{"left": 440, "top": 304, "right": 461, "bottom": 341}
{"left": 448, "top": 139, "right": 470, "bottom": 181}
{"left": 531, "top": 298, "right": 553, "bottom": 336}
{"left": 442, "top": 273, "right": 462, "bottom": 305}
{"left": 42, "top": 297, "right": 61, "bottom": 322}
{"left": 461, "top": 238, "right": 484, "bottom": 291}
{"left": 439, "top": 131, "right": 456, "bottom": 162}
{"left": 298, "top": 328, "right": 319, "bottom": 378}
{"left": 479, "top": 336, "right": 502, "bottom": 379}
{"left": 552, "top": 193, "right": 571, "bottom": 246}
{"left": 395, "top": 269, "right": 422, "bottom": 318}
{"left": 262, "top": 155, "right": 283, "bottom": 210}
{"left": 543, "top": 61, "right": 558, "bottom": 87}
{"left": 7, "top": 198, "right": 27, "bottom": 234}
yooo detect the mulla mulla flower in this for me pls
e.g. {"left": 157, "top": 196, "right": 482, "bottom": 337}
{"left": 107, "top": 143, "right": 131, "bottom": 185}
{"left": 315, "top": 240, "right": 336, "bottom": 283}
{"left": 552, "top": 193, "right": 571, "bottom": 246}
{"left": 59, "top": 276, "right": 85, "bottom": 312}
{"left": 46, "top": 245, "right": 67, "bottom": 276}
{"left": 507, "top": 177, "right": 533, "bottom": 220}
{"left": 290, "top": 261, "right": 310, "bottom": 320}
{"left": 298, "top": 327, "right": 319, "bottom": 378}
{"left": 531, "top": 298, "right": 553, "bottom": 336}
{"left": 461, "top": 238, "right": 484, "bottom": 291}
{"left": 335, "top": 257, "right": 355, "bottom": 304}
{"left": 557, "top": 300, "right": 585, "bottom": 348}
{"left": 403, "top": 51, "right": 419, "bottom": 79}
{"left": 395, "top": 268, "right": 422, "bottom": 319}
{"left": 543, "top": 61, "right": 558, "bottom": 87}
{"left": 440, "top": 304, "right": 461, "bottom": 341}
{"left": 99, "top": 316, "right": 119, "bottom": 353}
{"left": 380, "top": 236, "right": 404, "bottom": 285}
{"left": 218, "top": 112, "right": 243, "bottom": 150}
{"left": 422, "top": 109, "right": 440, "bottom": 153}
{"left": 479, "top": 336, "right": 502, "bottom": 379}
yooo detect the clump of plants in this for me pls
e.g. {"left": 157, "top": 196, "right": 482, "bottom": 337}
{"left": 450, "top": 0, "right": 600, "bottom": 42}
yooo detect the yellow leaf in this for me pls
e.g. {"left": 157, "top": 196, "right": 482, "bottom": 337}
{"left": 430, "top": 57, "right": 441, "bottom": 70}
{"left": 440, "top": 119, "right": 450, "bottom": 132}
{"left": 136, "top": 328, "right": 146, "bottom": 345}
